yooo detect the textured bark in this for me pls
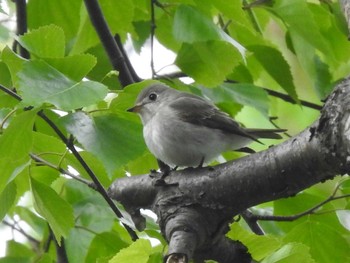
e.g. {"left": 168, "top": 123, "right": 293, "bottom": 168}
{"left": 108, "top": 77, "right": 350, "bottom": 262}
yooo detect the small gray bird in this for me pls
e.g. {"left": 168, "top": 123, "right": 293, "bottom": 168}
{"left": 128, "top": 83, "right": 285, "bottom": 168}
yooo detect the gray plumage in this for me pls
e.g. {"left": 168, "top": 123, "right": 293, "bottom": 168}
{"left": 128, "top": 83, "right": 284, "bottom": 167}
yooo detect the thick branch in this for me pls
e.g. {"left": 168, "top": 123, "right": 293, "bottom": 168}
{"left": 109, "top": 77, "right": 350, "bottom": 261}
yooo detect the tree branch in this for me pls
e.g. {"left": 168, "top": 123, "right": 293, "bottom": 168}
{"left": 155, "top": 73, "right": 322, "bottom": 111}
{"left": 29, "top": 153, "right": 94, "bottom": 188}
{"left": 83, "top": 0, "right": 136, "bottom": 86}
{"left": 38, "top": 111, "right": 139, "bottom": 241}
{"left": 251, "top": 182, "right": 350, "bottom": 222}
{"left": 0, "top": 84, "right": 138, "bottom": 241}
{"left": 2, "top": 220, "right": 40, "bottom": 248}
{"left": 14, "top": 0, "right": 30, "bottom": 59}
{"left": 108, "top": 77, "right": 350, "bottom": 261}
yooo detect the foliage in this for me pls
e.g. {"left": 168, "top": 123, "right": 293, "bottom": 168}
{"left": 0, "top": 0, "right": 349, "bottom": 262}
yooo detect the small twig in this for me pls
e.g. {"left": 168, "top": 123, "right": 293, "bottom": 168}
{"left": 0, "top": 84, "right": 22, "bottom": 101}
{"left": 0, "top": 78, "right": 139, "bottom": 242}
{"left": 37, "top": 111, "right": 139, "bottom": 241}
{"left": 75, "top": 225, "right": 99, "bottom": 235}
{"left": 253, "top": 183, "right": 350, "bottom": 222}
{"left": 242, "top": 0, "right": 263, "bottom": 34}
{"left": 0, "top": 108, "right": 17, "bottom": 130}
{"left": 241, "top": 210, "right": 265, "bottom": 235}
{"left": 83, "top": 0, "right": 134, "bottom": 87}
{"left": 150, "top": 0, "right": 157, "bottom": 79}
{"left": 264, "top": 88, "right": 322, "bottom": 111}
{"left": 2, "top": 220, "right": 40, "bottom": 246}
{"left": 30, "top": 153, "right": 94, "bottom": 187}
{"left": 114, "top": 34, "right": 141, "bottom": 82}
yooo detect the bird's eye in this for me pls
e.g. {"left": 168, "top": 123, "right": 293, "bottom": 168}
{"left": 148, "top": 93, "right": 157, "bottom": 101}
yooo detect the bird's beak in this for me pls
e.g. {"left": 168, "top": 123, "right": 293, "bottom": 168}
{"left": 127, "top": 103, "right": 142, "bottom": 113}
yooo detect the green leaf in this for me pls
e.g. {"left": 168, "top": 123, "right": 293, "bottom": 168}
{"left": 17, "top": 60, "right": 108, "bottom": 110}
{"left": 228, "top": 223, "right": 282, "bottom": 261}
{"left": 32, "top": 132, "right": 67, "bottom": 164}
{"left": 271, "top": 0, "right": 331, "bottom": 57}
{"left": 0, "top": 110, "right": 37, "bottom": 194}
{"left": 173, "top": 5, "right": 245, "bottom": 56}
{"left": 109, "top": 239, "right": 152, "bottom": 263}
{"left": 0, "top": 182, "right": 16, "bottom": 220}
{"left": 27, "top": 0, "right": 81, "bottom": 41}
{"left": 85, "top": 232, "right": 129, "bottom": 263}
{"left": 44, "top": 54, "right": 97, "bottom": 82}
{"left": 283, "top": 221, "right": 349, "bottom": 263}
{"left": 201, "top": 83, "right": 270, "bottom": 117}
{"left": 61, "top": 112, "right": 146, "bottom": 176}
{"left": 0, "top": 61, "right": 12, "bottom": 87}
{"left": 248, "top": 45, "right": 297, "bottom": 102}
{"left": 6, "top": 240, "right": 35, "bottom": 258}
{"left": 1, "top": 46, "right": 26, "bottom": 85}
{"left": 176, "top": 41, "right": 241, "bottom": 87}
{"left": 18, "top": 25, "right": 65, "bottom": 58}
{"left": 30, "top": 176, "right": 74, "bottom": 245}
{"left": 313, "top": 55, "right": 332, "bottom": 100}
{"left": 262, "top": 243, "right": 315, "bottom": 263}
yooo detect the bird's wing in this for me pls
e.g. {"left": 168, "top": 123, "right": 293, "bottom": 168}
{"left": 169, "top": 95, "right": 258, "bottom": 141}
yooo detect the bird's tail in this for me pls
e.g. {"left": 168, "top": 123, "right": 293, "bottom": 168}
{"left": 246, "top": 128, "right": 287, "bottom": 139}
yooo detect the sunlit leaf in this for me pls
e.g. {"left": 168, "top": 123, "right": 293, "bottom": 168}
{"left": 173, "top": 5, "right": 245, "bottom": 56}
{"left": 44, "top": 54, "right": 97, "bottom": 82}
{"left": 262, "top": 243, "right": 315, "bottom": 263}
{"left": 284, "top": 221, "right": 349, "bottom": 263}
{"left": 176, "top": 41, "right": 241, "bottom": 87}
{"left": 18, "top": 25, "right": 65, "bottom": 58}
{"left": 17, "top": 60, "right": 108, "bottom": 110}
{"left": 228, "top": 223, "right": 282, "bottom": 261}
{"left": 0, "top": 110, "right": 36, "bottom": 194}
{"left": 27, "top": 0, "right": 81, "bottom": 41}
{"left": 201, "top": 83, "right": 269, "bottom": 117}
{"left": 109, "top": 239, "right": 152, "bottom": 263}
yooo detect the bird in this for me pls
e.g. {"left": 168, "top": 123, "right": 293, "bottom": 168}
{"left": 127, "top": 83, "right": 285, "bottom": 169}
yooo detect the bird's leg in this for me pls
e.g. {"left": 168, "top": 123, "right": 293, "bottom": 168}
{"left": 153, "top": 159, "right": 178, "bottom": 186}
{"left": 197, "top": 156, "right": 205, "bottom": 168}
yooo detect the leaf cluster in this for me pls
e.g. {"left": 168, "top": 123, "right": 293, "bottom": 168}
{"left": 0, "top": 0, "right": 349, "bottom": 262}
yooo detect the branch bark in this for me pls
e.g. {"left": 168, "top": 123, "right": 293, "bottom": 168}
{"left": 83, "top": 0, "right": 137, "bottom": 86}
{"left": 108, "top": 77, "right": 350, "bottom": 262}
